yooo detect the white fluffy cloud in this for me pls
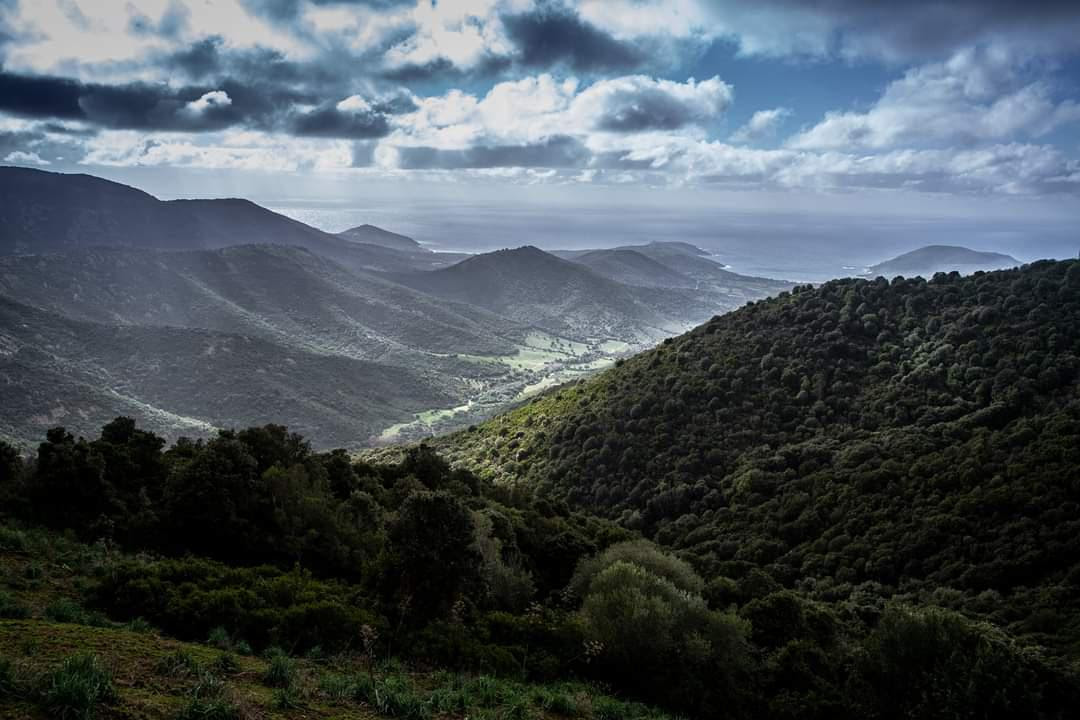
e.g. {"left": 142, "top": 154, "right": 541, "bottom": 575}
{"left": 788, "top": 48, "right": 1080, "bottom": 150}
{"left": 183, "top": 90, "right": 232, "bottom": 115}
{"left": 730, "top": 107, "right": 790, "bottom": 143}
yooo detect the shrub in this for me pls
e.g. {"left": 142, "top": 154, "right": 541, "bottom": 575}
{"left": 207, "top": 626, "right": 232, "bottom": 650}
{"left": 0, "top": 656, "right": 15, "bottom": 697}
{"left": 0, "top": 590, "right": 30, "bottom": 619}
{"left": 213, "top": 653, "right": 239, "bottom": 675}
{"left": 41, "top": 653, "right": 117, "bottom": 720}
{"left": 569, "top": 541, "right": 704, "bottom": 599}
{"left": 124, "top": 617, "right": 154, "bottom": 634}
{"left": 859, "top": 605, "right": 1046, "bottom": 719}
{"left": 44, "top": 599, "right": 108, "bottom": 627}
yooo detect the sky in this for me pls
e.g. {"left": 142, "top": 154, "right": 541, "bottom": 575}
{"left": 1, "top": 0, "right": 1079, "bottom": 266}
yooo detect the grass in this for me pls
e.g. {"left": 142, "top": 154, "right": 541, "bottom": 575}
{"left": 262, "top": 648, "right": 296, "bottom": 688}
{"left": 176, "top": 672, "right": 240, "bottom": 720}
{"left": 41, "top": 652, "right": 117, "bottom": 720}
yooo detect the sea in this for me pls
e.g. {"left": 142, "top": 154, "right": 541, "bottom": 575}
{"left": 263, "top": 198, "right": 1079, "bottom": 284}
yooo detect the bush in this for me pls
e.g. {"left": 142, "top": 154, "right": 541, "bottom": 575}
{"left": 0, "top": 656, "right": 15, "bottom": 697}
{"left": 0, "top": 590, "right": 30, "bottom": 619}
{"left": 569, "top": 540, "right": 704, "bottom": 599}
{"left": 44, "top": 599, "right": 108, "bottom": 627}
{"left": 41, "top": 653, "right": 117, "bottom": 720}
{"left": 858, "top": 605, "right": 1047, "bottom": 719}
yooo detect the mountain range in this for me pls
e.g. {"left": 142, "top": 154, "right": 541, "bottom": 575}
{"left": 0, "top": 166, "right": 791, "bottom": 448}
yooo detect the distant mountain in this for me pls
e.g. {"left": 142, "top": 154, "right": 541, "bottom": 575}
{"left": 0, "top": 245, "right": 521, "bottom": 359}
{"left": 339, "top": 224, "right": 427, "bottom": 252}
{"left": 867, "top": 245, "right": 1020, "bottom": 278}
{"left": 384, "top": 246, "right": 729, "bottom": 342}
{"left": 0, "top": 166, "right": 453, "bottom": 274}
{"left": 0, "top": 169, "right": 793, "bottom": 447}
{"left": 556, "top": 241, "right": 790, "bottom": 300}
{"left": 569, "top": 249, "right": 694, "bottom": 288}
{"left": 0, "top": 296, "right": 456, "bottom": 448}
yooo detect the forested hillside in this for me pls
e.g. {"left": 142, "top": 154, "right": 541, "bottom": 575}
{"left": 442, "top": 259, "right": 1080, "bottom": 661}
{"left": 5, "top": 416, "right": 1079, "bottom": 719}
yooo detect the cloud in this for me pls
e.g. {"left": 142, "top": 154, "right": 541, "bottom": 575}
{"left": 128, "top": 0, "right": 190, "bottom": 38}
{"left": 501, "top": 4, "right": 644, "bottom": 72}
{"left": 788, "top": 48, "right": 1080, "bottom": 150}
{"left": 730, "top": 107, "right": 790, "bottom": 143}
{"left": 574, "top": 75, "right": 732, "bottom": 132}
{"left": 291, "top": 101, "right": 391, "bottom": 138}
{"left": 387, "top": 134, "right": 590, "bottom": 169}
{"left": 678, "top": 0, "right": 1080, "bottom": 61}
{"left": 4, "top": 149, "right": 50, "bottom": 165}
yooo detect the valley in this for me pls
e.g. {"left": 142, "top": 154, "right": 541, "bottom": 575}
{"left": 0, "top": 168, "right": 791, "bottom": 450}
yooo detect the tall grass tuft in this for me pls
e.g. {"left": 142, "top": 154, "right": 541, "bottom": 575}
{"left": 155, "top": 649, "right": 202, "bottom": 678}
{"left": 262, "top": 649, "right": 296, "bottom": 688}
{"left": 176, "top": 672, "right": 240, "bottom": 720}
{"left": 41, "top": 653, "right": 117, "bottom": 720}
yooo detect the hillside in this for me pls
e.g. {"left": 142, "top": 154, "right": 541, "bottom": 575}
{"left": 0, "top": 245, "right": 521, "bottom": 359}
{"left": 0, "top": 167, "right": 449, "bottom": 274}
{"left": 0, "top": 296, "right": 459, "bottom": 447}
{"left": 339, "top": 224, "right": 427, "bottom": 252}
{"left": 866, "top": 245, "right": 1020, "bottom": 278}
{"left": 442, "top": 259, "right": 1080, "bottom": 661}
{"left": 557, "top": 241, "right": 791, "bottom": 299}
{"left": 569, "top": 249, "right": 694, "bottom": 288}
{"left": 384, "top": 246, "right": 733, "bottom": 343}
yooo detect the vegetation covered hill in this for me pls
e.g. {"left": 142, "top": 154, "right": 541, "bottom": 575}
{"left": 0, "top": 295, "right": 459, "bottom": 447}
{"left": 0, "top": 244, "right": 522, "bottom": 358}
{"left": 441, "top": 259, "right": 1080, "bottom": 661}
{"left": 385, "top": 246, "right": 738, "bottom": 343}
{"left": 866, "top": 245, "right": 1020, "bottom": 278}
{"left": 569, "top": 249, "right": 695, "bottom": 288}
{"left": 339, "top": 224, "right": 428, "bottom": 253}
{"left": 555, "top": 242, "right": 789, "bottom": 300}
{"left": 5, "top": 417, "right": 1077, "bottom": 719}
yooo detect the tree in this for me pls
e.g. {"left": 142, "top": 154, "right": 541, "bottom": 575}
{"left": 388, "top": 490, "right": 480, "bottom": 620}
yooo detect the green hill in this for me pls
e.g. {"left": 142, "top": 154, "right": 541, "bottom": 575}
{"left": 441, "top": 260, "right": 1080, "bottom": 659}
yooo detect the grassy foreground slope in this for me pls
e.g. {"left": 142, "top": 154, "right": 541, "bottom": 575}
{"left": 441, "top": 259, "right": 1080, "bottom": 657}
{"left": 0, "top": 524, "right": 673, "bottom": 720}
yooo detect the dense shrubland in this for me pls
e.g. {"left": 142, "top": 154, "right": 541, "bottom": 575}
{"left": 3, "top": 259, "right": 1080, "bottom": 717}
{"left": 445, "top": 260, "right": 1080, "bottom": 660}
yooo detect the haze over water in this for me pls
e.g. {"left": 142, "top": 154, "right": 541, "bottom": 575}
{"left": 267, "top": 199, "right": 1079, "bottom": 284}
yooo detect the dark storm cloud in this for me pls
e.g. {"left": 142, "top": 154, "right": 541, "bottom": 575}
{"left": 241, "top": 0, "right": 413, "bottom": 23}
{"left": 381, "top": 55, "right": 514, "bottom": 84}
{"left": 394, "top": 135, "right": 590, "bottom": 169}
{"left": 291, "top": 104, "right": 390, "bottom": 138}
{"left": 594, "top": 86, "right": 720, "bottom": 132}
{"left": 164, "top": 37, "right": 340, "bottom": 89}
{"left": 502, "top": 5, "right": 644, "bottom": 73}
{"left": 0, "top": 70, "right": 330, "bottom": 133}
{"left": 754, "top": 0, "right": 1080, "bottom": 56}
